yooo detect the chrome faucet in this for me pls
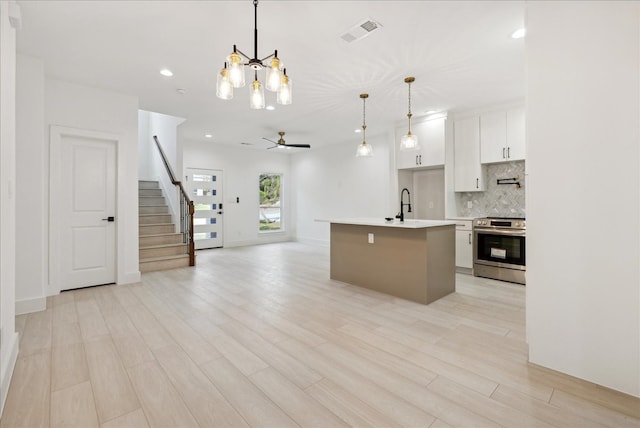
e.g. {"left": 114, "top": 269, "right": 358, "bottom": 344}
{"left": 397, "top": 188, "right": 412, "bottom": 222}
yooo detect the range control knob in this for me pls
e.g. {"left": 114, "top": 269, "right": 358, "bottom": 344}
{"left": 514, "top": 222, "right": 520, "bottom": 227}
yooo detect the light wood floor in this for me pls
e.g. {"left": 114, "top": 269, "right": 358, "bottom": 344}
{"left": 2, "top": 242, "right": 639, "bottom": 427}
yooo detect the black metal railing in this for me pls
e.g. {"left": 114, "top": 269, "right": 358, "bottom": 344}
{"left": 153, "top": 135, "right": 195, "bottom": 266}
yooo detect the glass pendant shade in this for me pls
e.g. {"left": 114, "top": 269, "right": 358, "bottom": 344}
{"left": 216, "top": 65, "right": 233, "bottom": 100}
{"left": 400, "top": 132, "right": 419, "bottom": 150}
{"left": 356, "top": 142, "right": 373, "bottom": 157}
{"left": 250, "top": 78, "right": 265, "bottom": 109}
{"left": 355, "top": 93, "right": 372, "bottom": 157}
{"left": 399, "top": 76, "right": 420, "bottom": 151}
{"left": 265, "top": 55, "right": 282, "bottom": 92}
{"left": 227, "top": 50, "right": 246, "bottom": 88}
{"left": 277, "top": 72, "right": 292, "bottom": 105}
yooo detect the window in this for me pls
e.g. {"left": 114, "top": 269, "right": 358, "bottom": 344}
{"left": 259, "top": 173, "right": 282, "bottom": 231}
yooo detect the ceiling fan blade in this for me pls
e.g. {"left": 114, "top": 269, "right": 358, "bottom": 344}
{"left": 284, "top": 144, "right": 311, "bottom": 148}
{"left": 262, "top": 137, "right": 278, "bottom": 145}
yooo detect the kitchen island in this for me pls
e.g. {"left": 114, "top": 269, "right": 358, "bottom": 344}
{"left": 318, "top": 218, "right": 456, "bottom": 304}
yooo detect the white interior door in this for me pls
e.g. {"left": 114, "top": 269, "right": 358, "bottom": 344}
{"left": 186, "top": 168, "right": 223, "bottom": 249}
{"left": 59, "top": 135, "right": 116, "bottom": 290}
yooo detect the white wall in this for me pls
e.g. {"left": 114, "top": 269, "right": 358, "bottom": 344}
{"left": 182, "top": 140, "right": 293, "bottom": 247}
{"left": 0, "top": 0, "right": 20, "bottom": 415}
{"left": 292, "top": 133, "right": 395, "bottom": 245}
{"left": 15, "top": 55, "right": 45, "bottom": 314}
{"left": 526, "top": 1, "right": 640, "bottom": 397}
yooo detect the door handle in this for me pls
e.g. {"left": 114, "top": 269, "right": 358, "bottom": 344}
{"left": 101, "top": 216, "right": 115, "bottom": 222}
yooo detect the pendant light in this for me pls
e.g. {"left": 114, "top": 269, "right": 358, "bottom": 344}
{"left": 356, "top": 93, "right": 373, "bottom": 157}
{"left": 400, "top": 76, "right": 420, "bottom": 151}
{"left": 215, "top": 0, "right": 292, "bottom": 109}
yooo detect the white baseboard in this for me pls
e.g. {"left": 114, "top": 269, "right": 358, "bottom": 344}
{"left": 0, "top": 332, "right": 19, "bottom": 418}
{"left": 295, "top": 236, "right": 330, "bottom": 247}
{"left": 15, "top": 296, "right": 46, "bottom": 315}
{"left": 224, "top": 235, "right": 292, "bottom": 248}
{"left": 118, "top": 271, "right": 141, "bottom": 285}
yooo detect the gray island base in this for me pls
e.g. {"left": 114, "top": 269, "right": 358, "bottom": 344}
{"left": 322, "top": 219, "right": 456, "bottom": 305}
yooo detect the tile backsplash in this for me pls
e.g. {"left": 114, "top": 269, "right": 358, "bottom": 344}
{"left": 455, "top": 161, "right": 525, "bottom": 218}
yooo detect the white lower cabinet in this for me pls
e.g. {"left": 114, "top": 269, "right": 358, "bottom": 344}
{"left": 452, "top": 220, "right": 473, "bottom": 269}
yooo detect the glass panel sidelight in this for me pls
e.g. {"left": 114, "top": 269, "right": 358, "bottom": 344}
{"left": 194, "top": 232, "right": 218, "bottom": 240}
{"left": 194, "top": 203, "right": 216, "bottom": 211}
{"left": 192, "top": 188, "right": 217, "bottom": 197}
{"left": 194, "top": 218, "right": 217, "bottom": 226}
{"left": 193, "top": 174, "right": 217, "bottom": 182}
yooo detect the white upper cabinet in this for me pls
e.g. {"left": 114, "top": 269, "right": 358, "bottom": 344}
{"left": 396, "top": 116, "right": 446, "bottom": 169}
{"left": 454, "top": 116, "right": 486, "bottom": 192}
{"left": 480, "top": 105, "right": 526, "bottom": 164}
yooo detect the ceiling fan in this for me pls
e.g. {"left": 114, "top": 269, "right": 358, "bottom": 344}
{"left": 263, "top": 131, "right": 311, "bottom": 149}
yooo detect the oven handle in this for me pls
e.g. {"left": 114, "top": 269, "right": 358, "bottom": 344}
{"left": 474, "top": 228, "right": 526, "bottom": 237}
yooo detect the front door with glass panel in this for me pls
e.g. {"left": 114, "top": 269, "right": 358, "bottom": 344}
{"left": 186, "top": 168, "right": 223, "bottom": 249}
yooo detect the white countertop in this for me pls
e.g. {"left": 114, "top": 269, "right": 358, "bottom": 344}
{"left": 316, "top": 218, "right": 456, "bottom": 229}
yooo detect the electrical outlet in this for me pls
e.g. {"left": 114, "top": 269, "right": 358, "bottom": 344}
{"left": 368, "top": 233, "right": 374, "bottom": 244}
{"left": 467, "top": 201, "right": 473, "bottom": 209}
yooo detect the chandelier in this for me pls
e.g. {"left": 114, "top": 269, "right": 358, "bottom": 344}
{"left": 216, "top": 0, "right": 292, "bottom": 109}
{"left": 400, "top": 76, "right": 419, "bottom": 150}
{"left": 356, "top": 93, "right": 373, "bottom": 157}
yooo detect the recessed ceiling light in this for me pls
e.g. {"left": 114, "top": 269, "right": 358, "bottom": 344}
{"left": 355, "top": 129, "right": 362, "bottom": 133}
{"left": 511, "top": 28, "right": 526, "bottom": 39}
{"left": 425, "top": 110, "right": 438, "bottom": 114}
{"left": 160, "top": 68, "right": 173, "bottom": 77}
{"left": 266, "top": 105, "right": 275, "bottom": 111}
{"left": 204, "top": 134, "right": 213, "bottom": 139}
{"left": 176, "top": 88, "right": 186, "bottom": 95}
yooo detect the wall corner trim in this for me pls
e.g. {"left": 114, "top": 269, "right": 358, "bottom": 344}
{"left": 0, "top": 332, "right": 19, "bottom": 418}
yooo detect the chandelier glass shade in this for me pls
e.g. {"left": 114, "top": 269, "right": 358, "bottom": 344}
{"left": 216, "top": 0, "right": 291, "bottom": 108}
{"left": 400, "top": 76, "right": 420, "bottom": 151}
{"left": 356, "top": 93, "right": 373, "bottom": 157}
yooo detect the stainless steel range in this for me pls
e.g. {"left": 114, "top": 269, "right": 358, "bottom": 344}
{"left": 473, "top": 217, "right": 526, "bottom": 285}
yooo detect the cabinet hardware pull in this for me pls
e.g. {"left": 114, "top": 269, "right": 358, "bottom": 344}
{"left": 468, "top": 233, "right": 472, "bottom": 244}
{"left": 416, "top": 155, "right": 419, "bottom": 165}
{"left": 503, "top": 147, "right": 506, "bottom": 159}
{"left": 476, "top": 178, "right": 479, "bottom": 189}
{"left": 507, "top": 147, "right": 510, "bottom": 158}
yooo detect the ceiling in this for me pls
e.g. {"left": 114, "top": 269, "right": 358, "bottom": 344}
{"left": 16, "top": 0, "right": 525, "bottom": 151}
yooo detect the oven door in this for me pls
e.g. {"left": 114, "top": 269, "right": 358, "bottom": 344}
{"left": 473, "top": 228, "right": 526, "bottom": 270}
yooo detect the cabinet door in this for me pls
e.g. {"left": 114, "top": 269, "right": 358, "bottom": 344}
{"left": 395, "top": 125, "right": 420, "bottom": 169}
{"left": 396, "top": 117, "right": 446, "bottom": 169}
{"left": 480, "top": 110, "right": 507, "bottom": 164}
{"left": 455, "top": 229, "right": 473, "bottom": 269}
{"left": 414, "top": 117, "right": 445, "bottom": 167}
{"left": 454, "top": 116, "right": 486, "bottom": 191}
{"left": 506, "top": 106, "right": 525, "bottom": 161}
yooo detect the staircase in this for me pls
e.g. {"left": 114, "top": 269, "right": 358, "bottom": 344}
{"left": 139, "top": 180, "right": 191, "bottom": 273}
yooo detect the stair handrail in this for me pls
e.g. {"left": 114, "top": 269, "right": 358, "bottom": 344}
{"left": 152, "top": 135, "right": 195, "bottom": 266}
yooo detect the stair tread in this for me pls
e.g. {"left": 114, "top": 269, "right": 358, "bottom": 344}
{"left": 139, "top": 243, "right": 187, "bottom": 250}
{"left": 140, "top": 254, "right": 190, "bottom": 263}
{"left": 139, "top": 213, "right": 171, "bottom": 217}
{"left": 140, "top": 223, "right": 174, "bottom": 226}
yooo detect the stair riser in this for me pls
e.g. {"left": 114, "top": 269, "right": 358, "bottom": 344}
{"left": 139, "top": 234, "right": 184, "bottom": 246}
{"left": 139, "top": 197, "right": 165, "bottom": 206}
{"left": 139, "top": 206, "right": 169, "bottom": 215}
{"left": 140, "top": 257, "right": 191, "bottom": 273}
{"left": 138, "top": 181, "right": 159, "bottom": 190}
{"left": 139, "top": 245, "right": 188, "bottom": 259}
{"left": 139, "top": 189, "right": 163, "bottom": 197}
{"left": 139, "top": 214, "right": 172, "bottom": 225}
{"left": 140, "top": 224, "right": 175, "bottom": 235}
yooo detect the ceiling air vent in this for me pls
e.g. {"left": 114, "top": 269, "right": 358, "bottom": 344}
{"left": 340, "top": 18, "right": 382, "bottom": 43}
